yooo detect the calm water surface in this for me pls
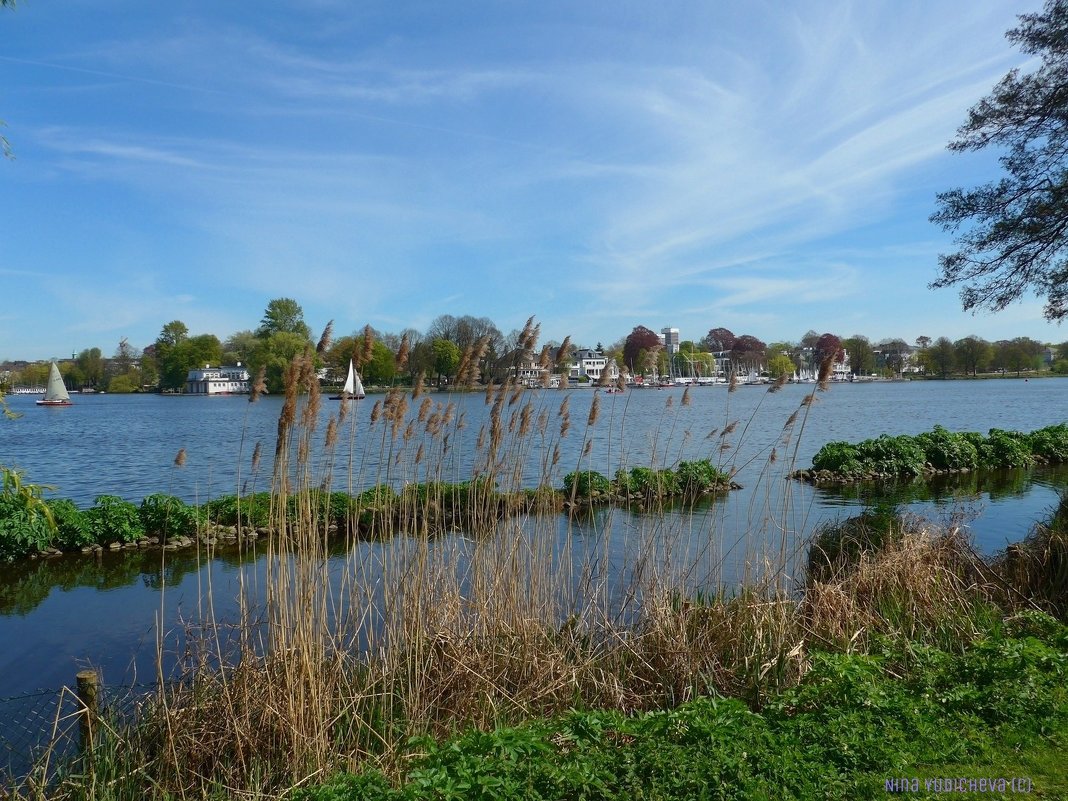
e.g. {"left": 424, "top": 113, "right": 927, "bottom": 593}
{"left": 0, "top": 379, "right": 1066, "bottom": 762}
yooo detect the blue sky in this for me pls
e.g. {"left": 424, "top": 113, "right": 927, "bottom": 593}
{"left": 2, "top": 0, "right": 1064, "bottom": 362}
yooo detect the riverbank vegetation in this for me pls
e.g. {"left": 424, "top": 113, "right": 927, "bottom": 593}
{"left": 0, "top": 459, "right": 736, "bottom": 563}
{"left": 793, "top": 423, "right": 1068, "bottom": 483}
{"left": 5, "top": 326, "right": 1068, "bottom": 799}
{"left": 19, "top": 492, "right": 1068, "bottom": 800}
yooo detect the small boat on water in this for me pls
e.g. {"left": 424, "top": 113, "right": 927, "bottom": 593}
{"left": 329, "top": 359, "right": 365, "bottom": 400}
{"left": 36, "top": 361, "right": 73, "bottom": 407}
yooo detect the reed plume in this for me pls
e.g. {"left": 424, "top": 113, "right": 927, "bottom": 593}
{"left": 174, "top": 448, "right": 187, "bottom": 468}
{"left": 817, "top": 355, "right": 834, "bottom": 391}
{"left": 555, "top": 336, "right": 571, "bottom": 369}
{"left": 587, "top": 394, "right": 600, "bottom": 426}
{"left": 363, "top": 325, "right": 376, "bottom": 366}
{"left": 395, "top": 333, "right": 410, "bottom": 372}
{"left": 316, "top": 320, "right": 334, "bottom": 355}
{"left": 249, "top": 366, "right": 267, "bottom": 403}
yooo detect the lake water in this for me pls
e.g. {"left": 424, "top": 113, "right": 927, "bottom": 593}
{"left": 0, "top": 379, "right": 1066, "bottom": 769}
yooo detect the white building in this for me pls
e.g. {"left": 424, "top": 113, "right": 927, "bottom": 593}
{"left": 660, "top": 327, "right": 680, "bottom": 355}
{"left": 569, "top": 348, "right": 620, "bottom": 383}
{"left": 185, "top": 363, "right": 251, "bottom": 395}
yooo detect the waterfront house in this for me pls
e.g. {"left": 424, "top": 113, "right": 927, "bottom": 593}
{"left": 569, "top": 348, "right": 620, "bottom": 383}
{"left": 185, "top": 363, "right": 251, "bottom": 395}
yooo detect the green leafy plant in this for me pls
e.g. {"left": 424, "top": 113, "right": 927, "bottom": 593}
{"left": 47, "top": 498, "right": 93, "bottom": 549}
{"left": 674, "top": 459, "right": 729, "bottom": 496}
{"left": 563, "top": 470, "right": 611, "bottom": 498}
{"left": 915, "top": 425, "right": 980, "bottom": 470}
{"left": 982, "top": 429, "right": 1035, "bottom": 468}
{"left": 0, "top": 467, "right": 57, "bottom": 560}
{"left": 140, "top": 493, "right": 199, "bottom": 539}
{"left": 86, "top": 495, "right": 144, "bottom": 544}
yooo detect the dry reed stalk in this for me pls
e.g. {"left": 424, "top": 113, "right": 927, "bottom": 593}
{"left": 360, "top": 325, "right": 375, "bottom": 368}
{"left": 817, "top": 355, "right": 834, "bottom": 391}
{"left": 395, "top": 333, "right": 410, "bottom": 372}
{"left": 316, "top": 320, "right": 334, "bottom": 355}
{"left": 249, "top": 365, "right": 267, "bottom": 403}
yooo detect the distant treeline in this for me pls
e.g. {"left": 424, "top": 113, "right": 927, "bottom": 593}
{"left": 3, "top": 301, "right": 1067, "bottom": 395}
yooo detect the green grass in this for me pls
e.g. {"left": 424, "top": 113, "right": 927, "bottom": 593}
{"left": 296, "top": 612, "right": 1068, "bottom": 801}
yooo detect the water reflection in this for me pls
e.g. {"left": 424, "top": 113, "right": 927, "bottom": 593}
{"left": 810, "top": 464, "right": 1068, "bottom": 508}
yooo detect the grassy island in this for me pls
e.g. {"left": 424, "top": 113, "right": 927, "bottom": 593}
{"left": 792, "top": 423, "right": 1068, "bottom": 483}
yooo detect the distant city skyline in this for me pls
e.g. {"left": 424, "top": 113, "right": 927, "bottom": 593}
{"left": 2, "top": 1, "right": 1064, "bottom": 363}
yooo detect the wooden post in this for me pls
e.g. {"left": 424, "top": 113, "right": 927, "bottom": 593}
{"left": 75, "top": 669, "right": 100, "bottom": 753}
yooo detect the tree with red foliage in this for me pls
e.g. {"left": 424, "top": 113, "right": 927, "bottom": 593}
{"left": 703, "top": 327, "right": 736, "bottom": 352}
{"left": 730, "top": 335, "right": 766, "bottom": 373}
{"left": 813, "top": 333, "right": 843, "bottom": 364}
{"left": 623, "top": 325, "right": 662, "bottom": 373}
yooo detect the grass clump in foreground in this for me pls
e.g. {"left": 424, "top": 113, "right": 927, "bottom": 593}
{"left": 298, "top": 613, "right": 1068, "bottom": 801}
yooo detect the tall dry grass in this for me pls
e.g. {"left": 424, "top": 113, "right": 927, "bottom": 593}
{"left": 27, "top": 339, "right": 1066, "bottom": 800}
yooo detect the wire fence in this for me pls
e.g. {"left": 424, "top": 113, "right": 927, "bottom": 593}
{"left": 0, "top": 677, "right": 157, "bottom": 789}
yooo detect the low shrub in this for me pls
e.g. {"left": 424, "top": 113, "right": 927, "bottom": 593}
{"left": 562, "top": 470, "right": 611, "bottom": 498}
{"left": 914, "top": 425, "right": 980, "bottom": 470}
{"left": 854, "top": 435, "right": 926, "bottom": 477}
{"left": 674, "top": 459, "right": 729, "bottom": 496}
{"left": 1029, "top": 423, "right": 1068, "bottom": 463}
{"left": 623, "top": 466, "right": 679, "bottom": 497}
{"left": 47, "top": 498, "right": 93, "bottom": 549}
{"left": 811, "top": 442, "right": 864, "bottom": 477}
{"left": 86, "top": 495, "right": 144, "bottom": 544}
{"left": 204, "top": 493, "right": 273, "bottom": 528}
{"left": 0, "top": 493, "right": 55, "bottom": 560}
{"left": 140, "top": 493, "right": 199, "bottom": 539}
{"left": 982, "top": 428, "right": 1035, "bottom": 468}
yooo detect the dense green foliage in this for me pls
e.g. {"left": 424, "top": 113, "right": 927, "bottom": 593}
{"left": 0, "top": 462, "right": 736, "bottom": 560}
{"left": 297, "top": 616, "right": 1068, "bottom": 801}
{"left": 808, "top": 423, "right": 1068, "bottom": 480}
{"left": 569, "top": 460, "right": 731, "bottom": 501}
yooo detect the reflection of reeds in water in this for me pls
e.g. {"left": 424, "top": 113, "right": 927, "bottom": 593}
{"left": 32, "top": 326, "right": 1061, "bottom": 800}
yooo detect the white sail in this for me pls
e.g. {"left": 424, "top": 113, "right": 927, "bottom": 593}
{"left": 333, "top": 359, "right": 365, "bottom": 399}
{"left": 41, "top": 361, "right": 71, "bottom": 403}
{"left": 342, "top": 360, "right": 356, "bottom": 395}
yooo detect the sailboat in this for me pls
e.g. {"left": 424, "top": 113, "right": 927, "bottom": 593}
{"left": 36, "top": 361, "right": 73, "bottom": 407}
{"left": 329, "top": 359, "right": 365, "bottom": 400}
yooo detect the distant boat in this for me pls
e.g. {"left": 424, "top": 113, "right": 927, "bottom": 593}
{"left": 36, "top": 361, "right": 73, "bottom": 407}
{"left": 329, "top": 359, "right": 365, "bottom": 400}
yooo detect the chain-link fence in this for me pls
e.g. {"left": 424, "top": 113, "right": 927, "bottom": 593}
{"left": 0, "top": 676, "right": 157, "bottom": 789}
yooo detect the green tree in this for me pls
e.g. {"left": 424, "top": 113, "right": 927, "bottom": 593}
{"left": 925, "top": 337, "right": 957, "bottom": 378}
{"left": 256, "top": 298, "right": 311, "bottom": 339}
{"left": 223, "top": 330, "right": 257, "bottom": 366}
{"left": 766, "top": 353, "right": 795, "bottom": 379}
{"left": 159, "top": 334, "right": 223, "bottom": 390}
{"left": 953, "top": 336, "right": 993, "bottom": 376}
{"left": 157, "top": 320, "right": 189, "bottom": 349}
{"left": 362, "top": 341, "right": 397, "bottom": 386}
{"left": 108, "top": 373, "right": 139, "bottom": 393}
{"left": 431, "top": 339, "right": 461, "bottom": 386}
{"left": 843, "top": 335, "right": 874, "bottom": 376}
{"left": 995, "top": 336, "right": 1044, "bottom": 375}
{"left": 74, "top": 347, "right": 104, "bottom": 390}
{"left": 247, "top": 332, "right": 309, "bottom": 394}
{"left": 931, "top": 0, "right": 1068, "bottom": 321}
